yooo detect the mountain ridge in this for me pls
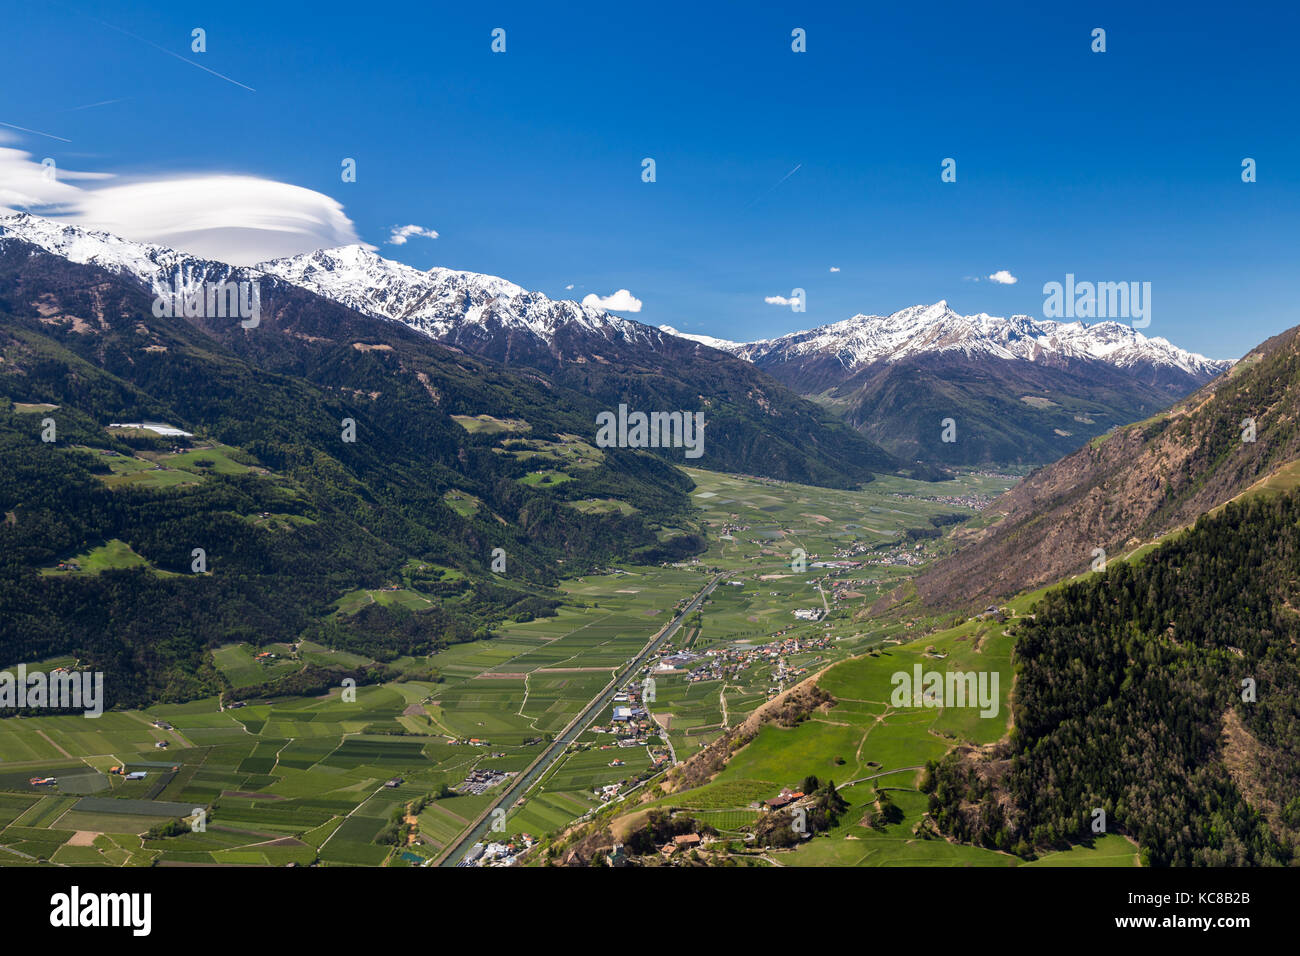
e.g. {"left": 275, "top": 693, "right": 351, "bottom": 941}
{"left": 657, "top": 301, "right": 1231, "bottom": 467}
{"left": 0, "top": 214, "right": 919, "bottom": 488}
{"left": 695, "top": 300, "right": 1229, "bottom": 380}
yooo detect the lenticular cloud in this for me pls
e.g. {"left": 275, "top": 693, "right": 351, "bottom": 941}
{"left": 0, "top": 146, "right": 110, "bottom": 211}
{"left": 0, "top": 147, "right": 362, "bottom": 265}
{"left": 74, "top": 176, "right": 361, "bottom": 265}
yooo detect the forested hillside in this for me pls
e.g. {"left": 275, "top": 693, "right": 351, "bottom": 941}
{"left": 923, "top": 491, "right": 1300, "bottom": 865}
{"left": 0, "top": 245, "right": 701, "bottom": 706}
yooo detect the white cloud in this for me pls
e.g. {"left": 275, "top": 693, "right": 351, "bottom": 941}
{"left": 829, "top": 266, "right": 840, "bottom": 272}
{"left": 582, "top": 288, "right": 642, "bottom": 312}
{"left": 987, "top": 269, "right": 1018, "bottom": 285}
{"left": 387, "top": 224, "right": 438, "bottom": 245}
{"left": 564, "top": 283, "right": 574, "bottom": 290}
{"left": 0, "top": 146, "right": 362, "bottom": 265}
{"left": 765, "top": 295, "right": 794, "bottom": 305}
{"left": 77, "top": 177, "right": 361, "bottom": 264}
{"left": 0, "top": 147, "right": 111, "bottom": 211}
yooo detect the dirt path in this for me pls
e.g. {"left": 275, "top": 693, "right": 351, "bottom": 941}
{"left": 835, "top": 766, "right": 925, "bottom": 791}
{"left": 36, "top": 730, "right": 72, "bottom": 759}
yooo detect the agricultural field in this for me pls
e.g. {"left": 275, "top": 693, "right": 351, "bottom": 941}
{"left": 442, "top": 489, "right": 482, "bottom": 518}
{"left": 211, "top": 643, "right": 302, "bottom": 688}
{"left": 684, "top": 467, "right": 1015, "bottom": 575}
{"left": 40, "top": 538, "right": 151, "bottom": 575}
{"left": 0, "top": 563, "right": 715, "bottom": 866}
{"left": 72, "top": 440, "right": 259, "bottom": 492}
{"left": 0, "top": 466, "right": 1020, "bottom": 866}
{"left": 332, "top": 587, "right": 437, "bottom": 616}
{"left": 450, "top": 414, "right": 530, "bottom": 435}
{"left": 495, "top": 435, "right": 603, "bottom": 470}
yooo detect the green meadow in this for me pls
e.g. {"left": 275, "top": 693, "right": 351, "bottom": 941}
{"left": 637, "top": 580, "right": 1136, "bottom": 867}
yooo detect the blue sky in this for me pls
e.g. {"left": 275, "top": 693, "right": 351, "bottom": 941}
{"left": 3, "top": 0, "right": 1298, "bottom": 358}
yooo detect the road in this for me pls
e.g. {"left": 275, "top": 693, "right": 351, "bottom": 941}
{"left": 835, "top": 766, "right": 925, "bottom": 791}
{"left": 435, "top": 572, "right": 723, "bottom": 866}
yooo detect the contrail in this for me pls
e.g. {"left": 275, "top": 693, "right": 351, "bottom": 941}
{"left": 59, "top": 98, "right": 129, "bottom": 112}
{"left": 743, "top": 163, "right": 802, "bottom": 209}
{"left": 0, "top": 121, "right": 71, "bottom": 143}
{"left": 93, "top": 19, "right": 256, "bottom": 92}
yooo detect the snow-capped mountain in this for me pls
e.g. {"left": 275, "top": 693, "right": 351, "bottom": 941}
{"left": 256, "top": 245, "right": 666, "bottom": 353}
{"left": 673, "top": 301, "right": 1229, "bottom": 382}
{"left": 655, "top": 302, "right": 1231, "bottom": 468}
{"left": 0, "top": 213, "right": 681, "bottom": 360}
{"left": 0, "top": 212, "right": 909, "bottom": 483}
{"left": 0, "top": 212, "right": 245, "bottom": 294}
{"left": 0, "top": 212, "right": 1231, "bottom": 468}
{"left": 1, "top": 213, "right": 1225, "bottom": 387}
{"left": 656, "top": 325, "right": 741, "bottom": 351}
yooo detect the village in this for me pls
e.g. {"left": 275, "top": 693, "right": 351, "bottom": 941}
{"left": 459, "top": 832, "right": 537, "bottom": 867}
{"left": 890, "top": 489, "right": 997, "bottom": 510}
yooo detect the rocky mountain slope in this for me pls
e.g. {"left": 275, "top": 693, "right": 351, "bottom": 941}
{"left": 911, "top": 321, "right": 1300, "bottom": 608}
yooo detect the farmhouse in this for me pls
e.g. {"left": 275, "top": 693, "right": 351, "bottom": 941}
{"left": 764, "top": 788, "right": 804, "bottom": 810}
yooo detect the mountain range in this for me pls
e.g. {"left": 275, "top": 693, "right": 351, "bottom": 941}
{"left": 256, "top": 244, "right": 1233, "bottom": 468}
{"left": 0, "top": 213, "right": 1231, "bottom": 471}
{"left": 0, "top": 214, "right": 916, "bottom": 488}
{"left": 680, "top": 301, "right": 1224, "bottom": 382}
{"left": 663, "top": 303, "right": 1231, "bottom": 466}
